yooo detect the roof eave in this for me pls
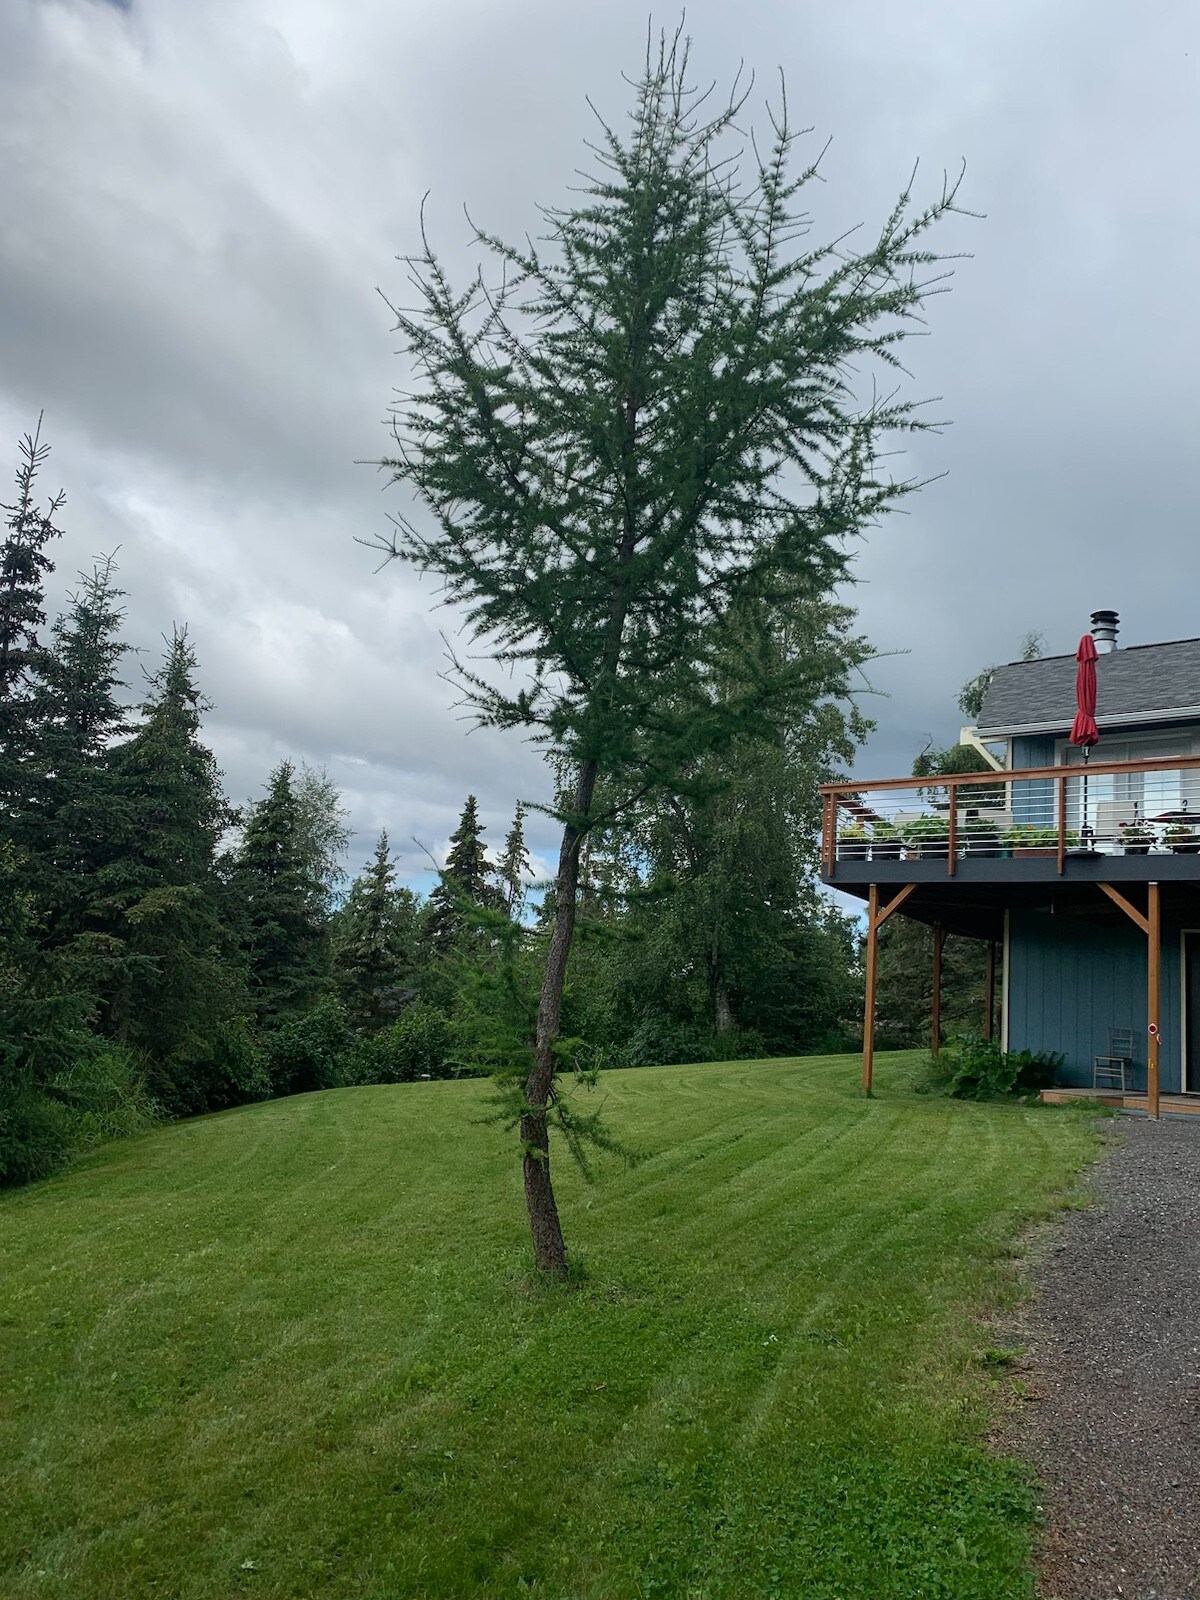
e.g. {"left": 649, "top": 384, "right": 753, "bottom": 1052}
{"left": 976, "top": 704, "right": 1200, "bottom": 741}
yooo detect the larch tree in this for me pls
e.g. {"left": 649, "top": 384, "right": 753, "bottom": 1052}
{"left": 376, "top": 32, "right": 964, "bottom": 1271}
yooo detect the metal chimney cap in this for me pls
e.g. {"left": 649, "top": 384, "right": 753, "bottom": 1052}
{"left": 1090, "top": 609, "right": 1119, "bottom": 652}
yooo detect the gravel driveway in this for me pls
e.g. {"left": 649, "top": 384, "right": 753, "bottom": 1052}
{"left": 1008, "top": 1117, "right": 1200, "bottom": 1600}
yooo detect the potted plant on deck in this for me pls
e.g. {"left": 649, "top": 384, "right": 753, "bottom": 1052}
{"left": 1003, "top": 823, "right": 1062, "bottom": 859}
{"left": 960, "top": 817, "right": 1002, "bottom": 858}
{"left": 901, "top": 814, "right": 949, "bottom": 860}
{"left": 1164, "top": 823, "right": 1200, "bottom": 854}
{"left": 870, "top": 820, "right": 902, "bottom": 861}
{"left": 838, "top": 822, "right": 870, "bottom": 859}
{"left": 1119, "top": 819, "right": 1156, "bottom": 855}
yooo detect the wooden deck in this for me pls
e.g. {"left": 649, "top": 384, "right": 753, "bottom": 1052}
{"left": 1040, "top": 1088, "right": 1200, "bottom": 1116}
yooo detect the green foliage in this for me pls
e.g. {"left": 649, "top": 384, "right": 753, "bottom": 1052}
{"left": 497, "top": 801, "right": 531, "bottom": 919}
{"left": 0, "top": 1082, "right": 73, "bottom": 1186}
{"left": 874, "top": 921, "right": 989, "bottom": 1051}
{"left": 957, "top": 631, "right": 1044, "bottom": 721}
{"left": 149, "top": 1017, "right": 270, "bottom": 1120}
{"left": 340, "top": 1003, "right": 455, "bottom": 1086}
{"left": 99, "top": 631, "right": 244, "bottom": 1074}
{"left": 616, "top": 1016, "right": 769, "bottom": 1068}
{"left": 924, "top": 1033, "right": 1063, "bottom": 1100}
{"left": 374, "top": 32, "right": 964, "bottom": 1244}
{"left": 425, "top": 794, "right": 503, "bottom": 952}
{"left": 16, "top": 558, "right": 130, "bottom": 942}
{"left": 264, "top": 997, "right": 352, "bottom": 1098}
{"left": 47, "top": 1042, "right": 159, "bottom": 1148}
{"left": 0, "top": 418, "right": 64, "bottom": 795}
{"left": 233, "top": 762, "right": 330, "bottom": 1023}
{"left": 331, "top": 831, "right": 419, "bottom": 1030}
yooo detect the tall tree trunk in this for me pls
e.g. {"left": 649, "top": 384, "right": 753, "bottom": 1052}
{"left": 523, "top": 759, "right": 598, "bottom": 1274}
{"left": 521, "top": 385, "right": 641, "bottom": 1272}
{"left": 712, "top": 970, "right": 734, "bottom": 1035}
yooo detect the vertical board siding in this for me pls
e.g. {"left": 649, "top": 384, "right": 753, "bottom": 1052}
{"left": 1007, "top": 910, "right": 1182, "bottom": 1091}
{"left": 1011, "top": 735, "right": 1058, "bottom": 827}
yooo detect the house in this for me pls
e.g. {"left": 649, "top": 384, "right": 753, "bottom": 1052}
{"left": 820, "top": 610, "right": 1200, "bottom": 1116}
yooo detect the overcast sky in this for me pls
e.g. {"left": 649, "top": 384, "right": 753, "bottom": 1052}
{"left": 3, "top": 0, "right": 1198, "bottom": 886}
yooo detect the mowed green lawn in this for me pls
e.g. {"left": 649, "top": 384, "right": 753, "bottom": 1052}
{"left": 1, "top": 1053, "right": 1096, "bottom": 1600}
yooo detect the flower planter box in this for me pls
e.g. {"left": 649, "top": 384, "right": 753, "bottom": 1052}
{"left": 1123, "top": 844, "right": 1152, "bottom": 856}
{"left": 871, "top": 842, "right": 902, "bottom": 861}
{"left": 1171, "top": 841, "right": 1200, "bottom": 855}
{"left": 1014, "top": 846, "right": 1056, "bottom": 859}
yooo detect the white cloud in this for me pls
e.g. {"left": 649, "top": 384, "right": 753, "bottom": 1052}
{"left": 3, "top": 0, "right": 1200, "bottom": 883}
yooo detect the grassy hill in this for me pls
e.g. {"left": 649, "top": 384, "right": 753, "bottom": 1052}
{"left": 1, "top": 1053, "right": 1096, "bottom": 1600}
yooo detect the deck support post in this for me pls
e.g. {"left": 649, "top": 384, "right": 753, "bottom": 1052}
{"left": 862, "top": 885, "right": 879, "bottom": 1096}
{"left": 1098, "top": 882, "right": 1162, "bottom": 1120}
{"left": 931, "top": 923, "right": 944, "bottom": 1059}
{"left": 861, "top": 883, "right": 918, "bottom": 1098}
{"left": 984, "top": 940, "right": 997, "bottom": 1041}
{"left": 1148, "top": 880, "right": 1161, "bottom": 1121}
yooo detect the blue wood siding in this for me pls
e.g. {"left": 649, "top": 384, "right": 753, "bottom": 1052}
{"left": 1011, "top": 735, "right": 1058, "bottom": 826}
{"left": 1007, "top": 910, "right": 1182, "bottom": 1091}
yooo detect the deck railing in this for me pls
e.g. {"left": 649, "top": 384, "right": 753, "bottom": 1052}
{"left": 819, "top": 753, "right": 1200, "bottom": 877}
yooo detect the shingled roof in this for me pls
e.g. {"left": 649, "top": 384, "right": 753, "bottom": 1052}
{"left": 976, "top": 638, "right": 1200, "bottom": 737}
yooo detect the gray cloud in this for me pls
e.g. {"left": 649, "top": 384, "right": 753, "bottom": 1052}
{"left": 3, "top": 0, "right": 1199, "bottom": 879}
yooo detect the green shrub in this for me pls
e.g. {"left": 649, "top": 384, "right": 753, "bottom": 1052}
{"left": 265, "top": 999, "right": 352, "bottom": 1097}
{"left": 0, "top": 1083, "right": 74, "bottom": 1186}
{"left": 49, "top": 1044, "right": 159, "bottom": 1146}
{"left": 615, "top": 1018, "right": 770, "bottom": 1069}
{"left": 340, "top": 1003, "right": 455, "bottom": 1085}
{"left": 924, "top": 1032, "right": 1062, "bottom": 1100}
{"left": 1, "top": 1046, "right": 159, "bottom": 1187}
{"left": 150, "top": 1017, "right": 271, "bottom": 1118}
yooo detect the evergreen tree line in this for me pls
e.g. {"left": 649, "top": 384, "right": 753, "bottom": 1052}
{"left": 0, "top": 425, "right": 866, "bottom": 1188}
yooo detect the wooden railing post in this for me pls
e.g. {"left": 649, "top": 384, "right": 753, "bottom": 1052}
{"left": 947, "top": 782, "right": 957, "bottom": 877}
{"left": 1056, "top": 773, "right": 1067, "bottom": 875}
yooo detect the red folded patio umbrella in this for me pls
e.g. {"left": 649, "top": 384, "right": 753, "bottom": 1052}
{"left": 1070, "top": 633, "right": 1100, "bottom": 843}
{"left": 1070, "top": 633, "right": 1100, "bottom": 749}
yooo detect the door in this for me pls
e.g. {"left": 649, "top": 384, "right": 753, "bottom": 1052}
{"left": 1185, "top": 933, "right": 1200, "bottom": 1094}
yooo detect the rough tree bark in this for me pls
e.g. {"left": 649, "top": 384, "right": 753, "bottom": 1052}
{"left": 522, "top": 759, "right": 599, "bottom": 1274}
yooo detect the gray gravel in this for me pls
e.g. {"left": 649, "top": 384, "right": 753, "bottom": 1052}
{"left": 1007, "top": 1117, "right": 1200, "bottom": 1600}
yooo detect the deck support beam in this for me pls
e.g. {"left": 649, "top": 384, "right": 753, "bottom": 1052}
{"left": 931, "top": 924, "right": 944, "bottom": 1059}
{"left": 1098, "top": 882, "right": 1161, "bottom": 1120}
{"left": 862, "top": 883, "right": 918, "bottom": 1097}
{"left": 984, "top": 940, "right": 997, "bottom": 1041}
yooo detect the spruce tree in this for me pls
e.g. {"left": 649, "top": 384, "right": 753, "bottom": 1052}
{"left": 100, "top": 631, "right": 242, "bottom": 1096}
{"left": 0, "top": 419, "right": 64, "bottom": 806}
{"left": 425, "top": 794, "right": 501, "bottom": 951}
{"left": 332, "top": 830, "right": 419, "bottom": 1030}
{"left": 19, "top": 559, "right": 129, "bottom": 946}
{"left": 234, "top": 761, "right": 328, "bottom": 1023}
{"left": 498, "top": 802, "right": 532, "bottom": 919}
{"left": 376, "top": 34, "right": 962, "bottom": 1270}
